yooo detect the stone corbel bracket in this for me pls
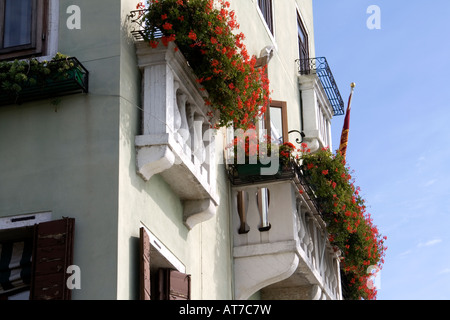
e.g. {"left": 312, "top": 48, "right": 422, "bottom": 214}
{"left": 135, "top": 133, "right": 219, "bottom": 231}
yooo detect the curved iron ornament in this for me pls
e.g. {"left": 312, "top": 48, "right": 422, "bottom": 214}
{"left": 288, "top": 130, "right": 305, "bottom": 145}
{"left": 128, "top": 9, "right": 146, "bottom": 41}
{"left": 296, "top": 57, "right": 345, "bottom": 116}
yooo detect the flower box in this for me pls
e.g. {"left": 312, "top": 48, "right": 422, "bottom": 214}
{"left": 235, "top": 162, "right": 281, "bottom": 177}
{"left": 0, "top": 57, "right": 88, "bottom": 107}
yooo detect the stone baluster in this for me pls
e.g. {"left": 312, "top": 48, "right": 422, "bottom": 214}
{"left": 306, "top": 225, "right": 314, "bottom": 263}
{"left": 173, "top": 81, "right": 181, "bottom": 132}
{"left": 305, "top": 217, "right": 315, "bottom": 266}
{"left": 297, "top": 204, "right": 308, "bottom": 254}
{"left": 295, "top": 201, "right": 304, "bottom": 248}
{"left": 324, "top": 252, "right": 331, "bottom": 292}
{"left": 193, "top": 113, "right": 206, "bottom": 166}
{"left": 186, "top": 104, "right": 195, "bottom": 160}
{"left": 330, "top": 257, "right": 336, "bottom": 297}
{"left": 317, "top": 231, "right": 325, "bottom": 279}
{"left": 257, "top": 187, "right": 271, "bottom": 232}
{"left": 204, "top": 123, "right": 216, "bottom": 186}
{"left": 311, "top": 220, "right": 320, "bottom": 271}
{"left": 175, "top": 90, "right": 190, "bottom": 152}
{"left": 237, "top": 190, "right": 250, "bottom": 234}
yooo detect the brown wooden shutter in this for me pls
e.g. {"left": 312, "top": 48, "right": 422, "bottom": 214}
{"left": 29, "top": 218, "right": 75, "bottom": 300}
{"left": 158, "top": 269, "right": 191, "bottom": 300}
{"left": 139, "top": 227, "right": 151, "bottom": 300}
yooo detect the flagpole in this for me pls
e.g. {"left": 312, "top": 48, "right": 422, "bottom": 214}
{"left": 339, "top": 83, "right": 356, "bottom": 160}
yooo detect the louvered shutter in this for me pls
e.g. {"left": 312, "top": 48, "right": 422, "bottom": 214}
{"left": 29, "top": 218, "right": 75, "bottom": 300}
{"left": 158, "top": 269, "right": 191, "bottom": 300}
{"left": 139, "top": 227, "right": 151, "bottom": 300}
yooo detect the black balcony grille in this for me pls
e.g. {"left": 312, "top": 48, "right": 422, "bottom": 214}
{"left": 129, "top": 9, "right": 163, "bottom": 41}
{"left": 297, "top": 57, "right": 345, "bottom": 116}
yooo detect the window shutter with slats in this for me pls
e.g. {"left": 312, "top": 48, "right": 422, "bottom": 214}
{"left": 139, "top": 227, "right": 151, "bottom": 300}
{"left": 158, "top": 269, "right": 191, "bottom": 300}
{"left": 29, "top": 218, "right": 75, "bottom": 300}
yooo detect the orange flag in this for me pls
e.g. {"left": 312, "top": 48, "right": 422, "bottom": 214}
{"left": 339, "top": 83, "right": 356, "bottom": 159}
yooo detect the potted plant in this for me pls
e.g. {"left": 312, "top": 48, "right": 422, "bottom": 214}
{"left": 0, "top": 52, "right": 88, "bottom": 106}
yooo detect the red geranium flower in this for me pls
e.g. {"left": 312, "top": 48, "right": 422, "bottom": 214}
{"left": 188, "top": 30, "right": 197, "bottom": 41}
{"left": 162, "top": 22, "right": 173, "bottom": 30}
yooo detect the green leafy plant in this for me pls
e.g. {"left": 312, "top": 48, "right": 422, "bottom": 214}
{"left": 136, "top": 0, "right": 271, "bottom": 130}
{"left": 0, "top": 52, "right": 75, "bottom": 98}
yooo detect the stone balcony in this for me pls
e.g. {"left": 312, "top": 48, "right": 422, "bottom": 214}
{"left": 297, "top": 57, "right": 345, "bottom": 152}
{"left": 228, "top": 166, "right": 342, "bottom": 300}
{"left": 135, "top": 41, "right": 219, "bottom": 230}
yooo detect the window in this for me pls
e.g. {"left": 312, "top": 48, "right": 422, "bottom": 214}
{"left": 140, "top": 227, "right": 191, "bottom": 300}
{"left": 0, "top": 0, "right": 47, "bottom": 60}
{"left": 264, "top": 101, "right": 288, "bottom": 144}
{"left": 0, "top": 215, "right": 75, "bottom": 300}
{"left": 297, "top": 13, "right": 309, "bottom": 72}
{"left": 257, "top": 0, "right": 274, "bottom": 35}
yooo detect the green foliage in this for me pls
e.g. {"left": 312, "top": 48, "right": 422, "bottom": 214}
{"left": 0, "top": 52, "right": 73, "bottom": 96}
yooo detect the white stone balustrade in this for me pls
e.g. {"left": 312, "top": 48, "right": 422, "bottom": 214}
{"left": 231, "top": 179, "right": 342, "bottom": 300}
{"left": 135, "top": 41, "right": 219, "bottom": 229}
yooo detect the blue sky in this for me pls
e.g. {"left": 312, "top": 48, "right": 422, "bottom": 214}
{"left": 312, "top": 0, "right": 450, "bottom": 300}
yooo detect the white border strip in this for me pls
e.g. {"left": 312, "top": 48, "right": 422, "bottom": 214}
{"left": 140, "top": 223, "right": 186, "bottom": 274}
{"left": 0, "top": 211, "right": 52, "bottom": 230}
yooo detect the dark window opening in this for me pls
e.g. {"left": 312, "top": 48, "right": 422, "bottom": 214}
{"left": 258, "top": 0, "right": 274, "bottom": 35}
{"left": 0, "top": 218, "right": 75, "bottom": 300}
{"left": 297, "top": 13, "right": 309, "bottom": 73}
{"left": 140, "top": 227, "right": 191, "bottom": 300}
{"left": 0, "top": 0, "right": 47, "bottom": 60}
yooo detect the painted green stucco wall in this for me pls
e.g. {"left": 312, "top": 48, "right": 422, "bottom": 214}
{"left": 0, "top": 0, "right": 123, "bottom": 299}
{"left": 115, "top": 0, "right": 233, "bottom": 300}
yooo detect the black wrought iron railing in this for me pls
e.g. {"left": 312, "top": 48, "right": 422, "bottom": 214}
{"left": 297, "top": 57, "right": 345, "bottom": 116}
{"left": 129, "top": 9, "right": 163, "bottom": 41}
{"left": 129, "top": 9, "right": 147, "bottom": 41}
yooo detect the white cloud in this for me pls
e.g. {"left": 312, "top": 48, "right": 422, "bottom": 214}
{"left": 424, "top": 179, "right": 438, "bottom": 187}
{"left": 399, "top": 249, "right": 412, "bottom": 257}
{"left": 418, "top": 239, "right": 442, "bottom": 248}
{"left": 416, "top": 155, "right": 426, "bottom": 167}
{"left": 439, "top": 268, "right": 450, "bottom": 275}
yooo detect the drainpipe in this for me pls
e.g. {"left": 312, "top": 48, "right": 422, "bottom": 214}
{"left": 287, "top": 79, "right": 306, "bottom": 145}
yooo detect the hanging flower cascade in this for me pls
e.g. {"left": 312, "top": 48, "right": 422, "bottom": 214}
{"left": 301, "top": 148, "right": 387, "bottom": 300}
{"left": 136, "top": 0, "right": 271, "bottom": 130}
